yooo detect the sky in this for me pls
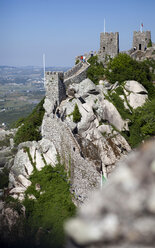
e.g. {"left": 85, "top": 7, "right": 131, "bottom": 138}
{"left": 0, "top": 0, "right": 155, "bottom": 67}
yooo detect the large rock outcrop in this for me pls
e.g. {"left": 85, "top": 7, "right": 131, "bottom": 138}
{"left": 58, "top": 78, "right": 131, "bottom": 177}
{"left": 124, "top": 80, "right": 148, "bottom": 109}
{"left": 65, "top": 139, "right": 155, "bottom": 248}
{"left": 0, "top": 128, "right": 17, "bottom": 170}
{"left": 8, "top": 139, "right": 57, "bottom": 201}
{"left": 5, "top": 72, "right": 149, "bottom": 205}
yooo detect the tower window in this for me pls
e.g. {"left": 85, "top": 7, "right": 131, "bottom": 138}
{"left": 139, "top": 44, "right": 142, "bottom": 50}
{"left": 103, "top": 47, "right": 105, "bottom": 51}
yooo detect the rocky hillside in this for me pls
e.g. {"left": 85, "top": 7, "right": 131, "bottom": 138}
{"left": 7, "top": 75, "right": 149, "bottom": 206}
{"left": 0, "top": 54, "right": 155, "bottom": 248}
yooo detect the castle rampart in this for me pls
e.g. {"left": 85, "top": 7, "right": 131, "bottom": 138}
{"left": 45, "top": 71, "right": 66, "bottom": 112}
{"left": 133, "top": 31, "right": 151, "bottom": 51}
{"left": 64, "top": 62, "right": 90, "bottom": 88}
{"left": 99, "top": 32, "right": 119, "bottom": 58}
{"left": 64, "top": 62, "right": 83, "bottom": 79}
{"left": 42, "top": 72, "right": 100, "bottom": 205}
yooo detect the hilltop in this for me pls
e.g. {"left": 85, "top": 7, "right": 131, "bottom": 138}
{"left": 0, "top": 30, "right": 155, "bottom": 247}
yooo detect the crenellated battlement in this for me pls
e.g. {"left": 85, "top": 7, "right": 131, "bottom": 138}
{"left": 133, "top": 31, "right": 151, "bottom": 51}
{"left": 46, "top": 71, "right": 64, "bottom": 82}
{"left": 99, "top": 32, "right": 119, "bottom": 58}
{"left": 64, "top": 62, "right": 83, "bottom": 79}
{"left": 45, "top": 71, "right": 66, "bottom": 111}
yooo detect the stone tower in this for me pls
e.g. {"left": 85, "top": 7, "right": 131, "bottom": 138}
{"left": 100, "top": 32, "right": 119, "bottom": 58}
{"left": 133, "top": 31, "right": 151, "bottom": 51}
{"left": 45, "top": 72, "right": 66, "bottom": 114}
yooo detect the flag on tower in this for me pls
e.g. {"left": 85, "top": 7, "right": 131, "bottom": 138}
{"left": 140, "top": 23, "right": 143, "bottom": 33}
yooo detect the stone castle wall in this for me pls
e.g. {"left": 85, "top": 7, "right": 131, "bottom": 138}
{"left": 75, "top": 51, "right": 98, "bottom": 63}
{"left": 133, "top": 31, "right": 151, "bottom": 51}
{"left": 42, "top": 72, "right": 100, "bottom": 205}
{"left": 99, "top": 32, "right": 119, "bottom": 58}
{"left": 64, "top": 62, "right": 90, "bottom": 88}
{"left": 75, "top": 30, "right": 152, "bottom": 62}
{"left": 64, "top": 65, "right": 89, "bottom": 88}
{"left": 64, "top": 62, "right": 83, "bottom": 79}
{"left": 42, "top": 115, "right": 100, "bottom": 204}
{"left": 45, "top": 71, "right": 66, "bottom": 112}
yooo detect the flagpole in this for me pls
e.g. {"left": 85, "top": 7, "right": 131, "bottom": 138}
{"left": 43, "top": 53, "right": 45, "bottom": 85}
{"left": 104, "top": 18, "right": 106, "bottom": 34}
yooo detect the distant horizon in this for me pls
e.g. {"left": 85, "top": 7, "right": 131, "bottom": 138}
{"left": 0, "top": 65, "right": 71, "bottom": 68}
{"left": 1, "top": 0, "right": 155, "bottom": 67}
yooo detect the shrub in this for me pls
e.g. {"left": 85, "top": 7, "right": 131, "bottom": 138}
{"left": 72, "top": 104, "right": 81, "bottom": 123}
{"left": 14, "top": 98, "right": 45, "bottom": 145}
{"left": 87, "top": 55, "right": 105, "bottom": 84}
{"left": 108, "top": 92, "right": 132, "bottom": 120}
{"left": 13, "top": 117, "right": 26, "bottom": 128}
{"left": 105, "top": 53, "right": 155, "bottom": 99}
{"left": 115, "top": 86, "right": 124, "bottom": 95}
{"left": 75, "top": 59, "right": 80, "bottom": 64}
{"left": 0, "top": 135, "right": 12, "bottom": 147}
{"left": 147, "top": 39, "right": 152, "bottom": 48}
{"left": 23, "top": 163, "right": 76, "bottom": 248}
{"left": 123, "top": 99, "right": 155, "bottom": 147}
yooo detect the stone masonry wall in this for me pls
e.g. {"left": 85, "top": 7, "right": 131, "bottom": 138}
{"left": 133, "top": 31, "right": 151, "bottom": 51}
{"left": 42, "top": 72, "right": 100, "bottom": 205}
{"left": 64, "top": 64, "right": 89, "bottom": 88}
{"left": 42, "top": 115, "right": 100, "bottom": 205}
{"left": 99, "top": 32, "right": 119, "bottom": 58}
{"left": 64, "top": 62, "right": 83, "bottom": 80}
{"left": 45, "top": 71, "right": 66, "bottom": 112}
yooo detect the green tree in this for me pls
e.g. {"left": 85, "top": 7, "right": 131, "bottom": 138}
{"left": 72, "top": 104, "right": 81, "bottom": 123}
{"left": 105, "top": 53, "right": 155, "bottom": 99}
{"left": 124, "top": 99, "right": 155, "bottom": 147}
{"left": 147, "top": 39, "right": 152, "bottom": 48}
{"left": 87, "top": 56, "right": 105, "bottom": 85}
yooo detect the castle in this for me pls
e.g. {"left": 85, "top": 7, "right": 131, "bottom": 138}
{"left": 99, "top": 32, "right": 119, "bottom": 58}
{"left": 133, "top": 31, "right": 151, "bottom": 51}
{"left": 76, "top": 29, "right": 152, "bottom": 61}
{"left": 99, "top": 30, "right": 151, "bottom": 59}
{"left": 42, "top": 28, "right": 153, "bottom": 204}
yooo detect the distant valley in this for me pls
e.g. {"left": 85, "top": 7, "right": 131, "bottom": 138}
{"left": 0, "top": 66, "right": 70, "bottom": 127}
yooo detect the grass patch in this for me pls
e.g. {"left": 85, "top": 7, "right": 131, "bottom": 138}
{"left": 23, "top": 162, "right": 76, "bottom": 248}
{"left": 0, "top": 134, "right": 13, "bottom": 147}
{"left": 23, "top": 146, "right": 36, "bottom": 170}
{"left": 14, "top": 98, "right": 45, "bottom": 145}
{"left": 107, "top": 91, "right": 132, "bottom": 120}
